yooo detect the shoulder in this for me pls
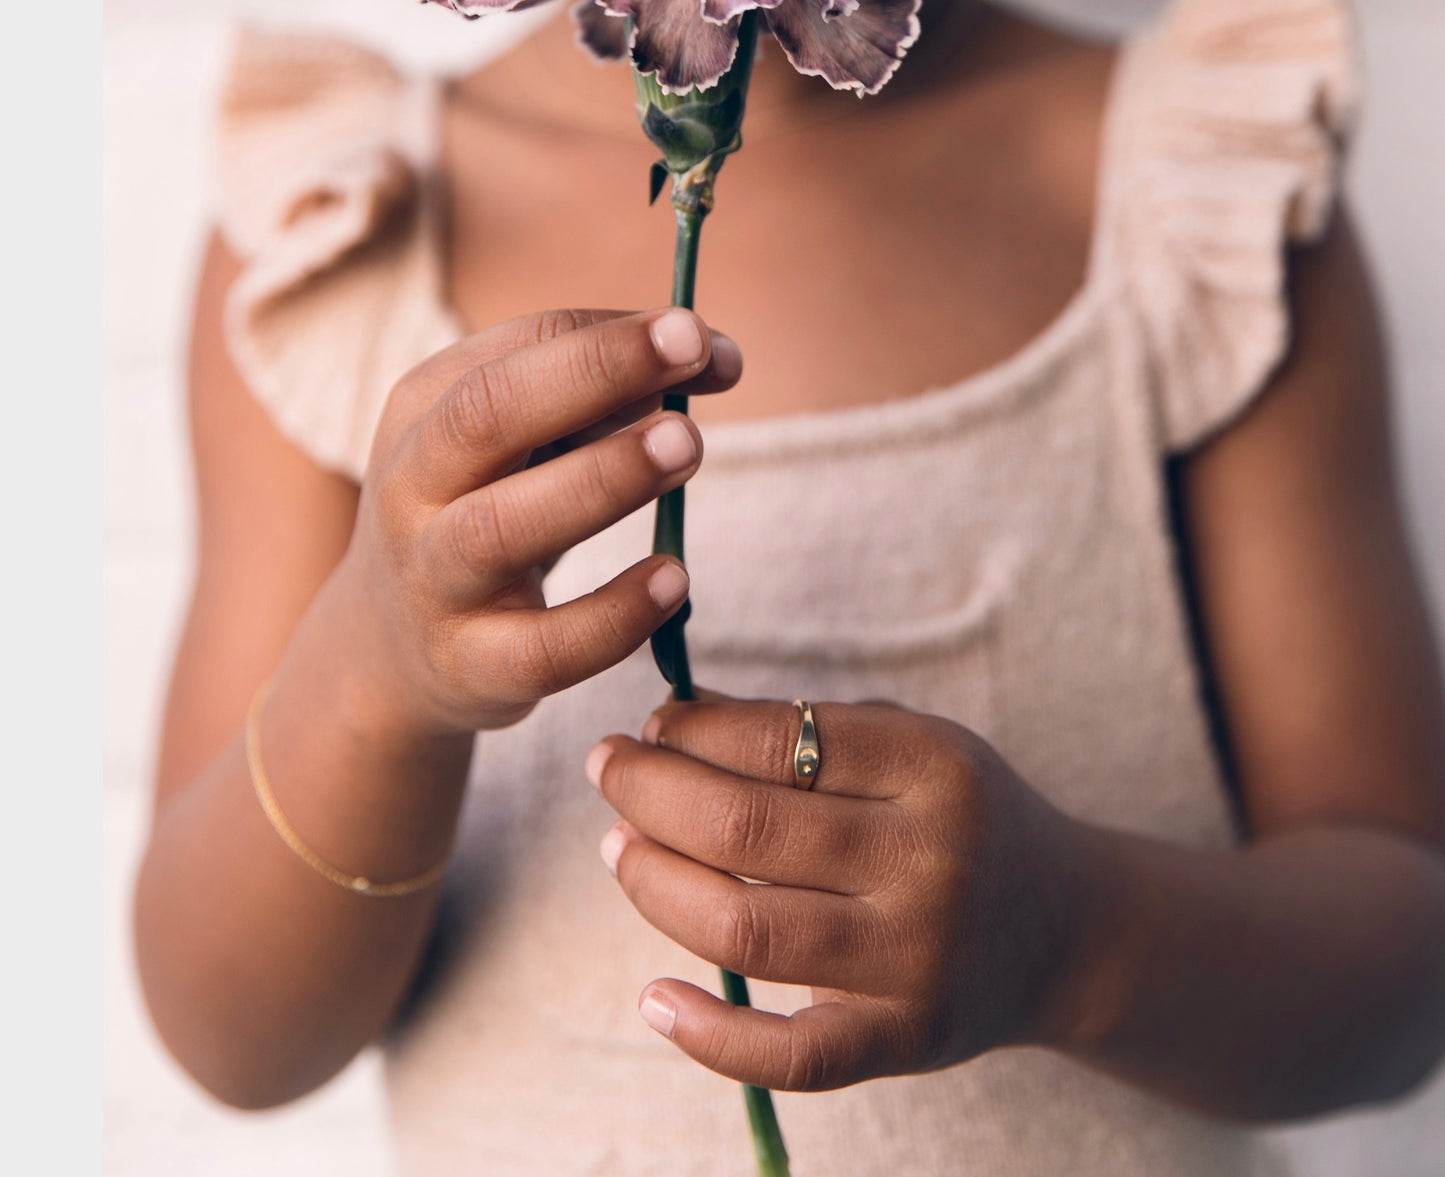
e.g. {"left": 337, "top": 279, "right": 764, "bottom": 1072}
{"left": 210, "top": 26, "right": 460, "bottom": 482}
{"left": 1108, "top": 0, "right": 1363, "bottom": 455}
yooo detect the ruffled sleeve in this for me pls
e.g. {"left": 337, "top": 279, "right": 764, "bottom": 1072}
{"left": 1115, "top": 0, "right": 1361, "bottom": 453}
{"left": 212, "top": 27, "right": 462, "bottom": 480}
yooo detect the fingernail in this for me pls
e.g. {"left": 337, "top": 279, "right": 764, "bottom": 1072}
{"left": 585, "top": 742, "right": 613, "bottom": 790}
{"left": 600, "top": 822, "right": 629, "bottom": 876}
{"left": 709, "top": 333, "right": 743, "bottom": 382}
{"left": 641, "top": 713, "right": 663, "bottom": 745}
{"left": 650, "top": 310, "right": 705, "bottom": 368}
{"left": 643, "top": 415, "right": 698, "bottom": 475}
{"left": 639, "top": 989, "right": 677, "bottom": 1038}
{"left": 648, "top": 561, "right": 690, "bottom": 611}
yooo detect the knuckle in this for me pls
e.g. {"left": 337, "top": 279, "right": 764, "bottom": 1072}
{"left": 592, "top": 586, "right": 644, "bottom": 655}
{"left": 532, "top": 307, "right": 588, "bottom": 345}
{"left": 441, "top": 366, "right": 510, "bottom": 454}
{"left": 936, "top": 759, "right": 989, "bottom": 852}
{"left": 747, "top": 712, "right": 797, "bottom": 787}
{"left": 506, "top": 620, "right": 571, "bottom": 698}
{"left": 602, "top": 744, "right": 633, "bottom": 800}
{"left": 803, "top": 905, "right": 858, "bottom": 966}
{"left": 387, "top": 534, "right": 424, "bottom": 603}
{"left": 553, "top": 442, "right": 621, "bottom": 533}
{"left": 513, "top": 593, "right": 640, "bottom": 701}
{"left": 783, "top": 1025, "right": 834, "bottom": 1092}
{"left": 708, "top": 788, "right": 770, "bottom": 864}
{"left": 621, "top": 828, "right": 660, "bottom": 896}
{"left": 694, "top": 1010, "right": 742, "bottom": 1078}
{"left": 566, "top": 325, "right": 627, "bottom": 399}
{"left": 421, "top": 614, "right": 472, "bottom": 698}
{"left": 551, "top": 598, "right": 624, "bottom": 679}
{"left": 815, "top": 809, "right": 865, "bottom": 869}
{"left": 373, "top": 363, "right": 432, "bottom": 438}
{"left": 610, "top": 741, "right": 660, "bottom": 807}
{"left": 447, "top": 492, "right": 514, "bottom": 577}
{"left": 872, "top": 814, "right": 936, "bottom": 894}
{"left": 367, "top": 451, "right": 420, "bottom": 530}
{"left": 900, "top": 810, "right": 970, "bottom": 908}
{"left": 578, "top": 438, "right": 630, "bottom": 514}
{"left": 715, "top": 895, "right": 773, "bottom": 979}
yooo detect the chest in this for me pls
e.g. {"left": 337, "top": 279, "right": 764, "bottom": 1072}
{"left": 438, "top": 79, "right": 1104, "bottom": 426}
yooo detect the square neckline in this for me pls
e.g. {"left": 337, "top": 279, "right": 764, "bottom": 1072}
{"left": 695, "top": 30, "right": 1140, "bottom": 464}
{"left": 431, "top": 24, "right": 1139, "bottom": 465}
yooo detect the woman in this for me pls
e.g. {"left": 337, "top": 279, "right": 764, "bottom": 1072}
{"left": 135, "top": 1, "right": 1445, "bottom": 1172}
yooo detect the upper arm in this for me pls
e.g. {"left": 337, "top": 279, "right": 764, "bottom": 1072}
{"left": 1180, "top": 208, "right": 1445, "bottom": 847}
{"left": 152, "top": 231, "right": 360, "bottom": 811}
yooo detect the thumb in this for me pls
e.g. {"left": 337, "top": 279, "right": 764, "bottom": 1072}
{"left": 635, "top": 980, "right": 906, "bottom": 1092}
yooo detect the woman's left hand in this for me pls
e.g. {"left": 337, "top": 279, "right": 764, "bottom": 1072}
{"left": 586, "top": 696, "right": 1095, "bottom": 1092}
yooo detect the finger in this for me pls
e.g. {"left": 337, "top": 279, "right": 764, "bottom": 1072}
{"left": 602, "top": 821, "right": 883, "bottom": 991}
{"left": 377, "top": 310, "right": 737, "bottom": 474}
{"left": 635, "top": 979, "right": 907, "bottom": 1092}
{"left": 588, "top": 737, "right": 886, "bottom": 894}
{"left": 424, "top": 410, "right": 702, "bottom": 601}
{"left": 529, "top": 345, "right": 743, "bottom": 459}
{"left": 644, "top": 699, "right": 921, "bottom": 800}
{"left": 450, "top": 556, "right": 690, "bottom": 706}
{"left": 380, "top": 310, "right": 627, "bottom": 443}
{"left": 406, "top": 309, "right": 740, "bottom": 502}
{"left": 400, "top": 310, "right": 739, "bottom": 428}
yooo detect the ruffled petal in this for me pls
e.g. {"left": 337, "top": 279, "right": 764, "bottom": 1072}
{"left": 214, "top": 28, "right": 459, "bottom": 478}
{"left": 572, "top": 0, "right": 630, "bottom": 58}
{"left": 701, "top": 0, "right": 780, "bottom": 23}
{"left": 1118, "top": 0, "right": 1360, "bottom": 451}
{"left": 762, "top": 0, "right": 920, "bottom": 95}
{"left": 603, "top": 0, "right": 743, "bottom": 92}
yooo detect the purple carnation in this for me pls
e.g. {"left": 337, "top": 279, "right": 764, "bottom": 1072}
{"left": 427, "top": 0, "right": 922, "bottom": 95}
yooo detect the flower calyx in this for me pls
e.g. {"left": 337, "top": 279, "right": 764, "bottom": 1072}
{"left": 632, "top": 11, "right": 759, "bottom": 215}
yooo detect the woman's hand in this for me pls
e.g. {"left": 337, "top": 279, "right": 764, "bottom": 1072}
{"left": 586, "top": 696, "right": 1091, "bottom": 1092}
{"left": 325, "top": 308, "right": 742, "bottom": 737}
{"left": 138, "top": 293, "right": 743, "bottom": 1108}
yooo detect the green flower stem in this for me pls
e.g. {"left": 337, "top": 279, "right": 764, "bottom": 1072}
{"left": 648, "top": 204, "right": 700, "bottom": 701}
{"left": 639, "top": 15, "right": 787, "bottom": 1175}
{"left": 656, "top": 206, "right": 791, "bottom": 1172}
{"left": 647, "top": 157, "right": 792, "bottom": 1177}
{"left": 652, "top": 201, "right": 790, "bottom": 1177}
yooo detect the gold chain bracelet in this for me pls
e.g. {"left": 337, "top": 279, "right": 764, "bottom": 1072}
{"left": 245, "top": 683, "right": 449, "bottom": 898}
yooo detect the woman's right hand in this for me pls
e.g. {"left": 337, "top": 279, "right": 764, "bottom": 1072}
{"left": 140, "top": 251, "right": 746, "bottom": 1108}
{"left": 327, "top": 307, "right": 741, "bottom": 737}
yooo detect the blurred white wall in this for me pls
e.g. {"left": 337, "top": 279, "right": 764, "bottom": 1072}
{"left": 103, "top": 2, "right": 1445, "bottom": 1174}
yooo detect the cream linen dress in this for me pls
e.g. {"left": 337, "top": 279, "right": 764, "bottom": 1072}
{"left": 212, "top": 1, "right": 1360, "bottom": 1173}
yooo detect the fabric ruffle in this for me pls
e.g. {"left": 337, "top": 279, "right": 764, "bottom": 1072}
{"left": 213, "top": 28, "right": 461, "bottom": 479}
{"left": 1118, "top": 0, "right": 1361, "bottom": 453}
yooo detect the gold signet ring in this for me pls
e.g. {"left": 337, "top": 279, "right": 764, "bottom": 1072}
{"left": 792, "top": 701, "right": 820, "bottom": 790}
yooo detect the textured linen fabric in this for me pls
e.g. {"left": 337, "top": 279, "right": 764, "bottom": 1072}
{"left": 212, "top": 1, "right": 1359, "bottom": 1172}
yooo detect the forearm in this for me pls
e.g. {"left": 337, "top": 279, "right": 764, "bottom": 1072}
{"left": 134, "top": 584, "right": 475, "bottom": 1109}
{"left": 1050, "top": 820, "right": 1445, "bottom": 1120}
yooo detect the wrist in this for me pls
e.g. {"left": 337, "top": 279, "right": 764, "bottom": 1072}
{"left": 298, "top": 553, "right": 467, "bottom": 748}
{"left": 1022, "top": 818, "right": 1141, "bottom": 1054}
{"left": 258, "top": 597, "right": 476, "bottom": 884}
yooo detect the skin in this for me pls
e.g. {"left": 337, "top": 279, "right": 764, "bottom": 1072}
{"left": 134, "top": 3, "right": 1445, "bottom": 1120}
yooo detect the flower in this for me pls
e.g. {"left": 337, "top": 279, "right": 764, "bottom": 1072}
{"left": 427, "top": 0, "right": 922, "bottom": 96}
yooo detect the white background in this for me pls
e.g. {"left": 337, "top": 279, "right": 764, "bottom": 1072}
{"left": 104, "top": 1, "right": 1445, "bottom": 1174}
